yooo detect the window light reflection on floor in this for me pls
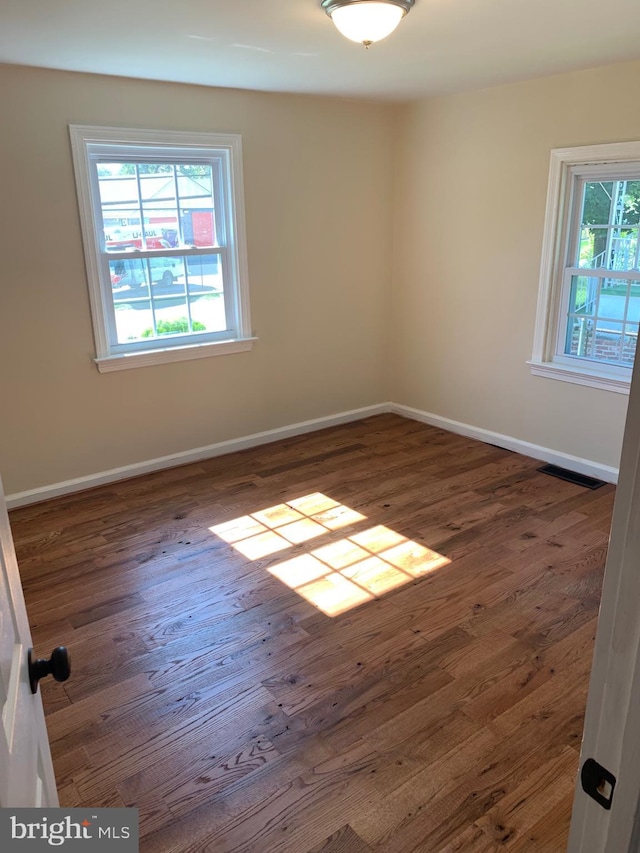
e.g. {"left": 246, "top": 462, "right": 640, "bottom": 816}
{"left": 209, "top": 493, "right": 451, "bottom": 617}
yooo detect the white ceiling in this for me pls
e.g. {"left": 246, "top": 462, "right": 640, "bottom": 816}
{"left": 2, "top": 0, "right": 640, "bottom": 101}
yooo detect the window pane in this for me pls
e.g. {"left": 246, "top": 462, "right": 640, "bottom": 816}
{"left": 581, "top": 182, "right": 613, "bottom": 227}
{"left": 113, "top": 298, "right": 154, "bottom": 344}
{"left": 620, "top": 181, "right": 640, "bottom": 226}
{"left": 109, "top": 253, "right": 226, "bottom": 343}
{"left": 98, "top": 163, "right": 217, "bottom": 251}
{"left": 186, "top": 254, "right": 227, "bottom": 333}
{"left": 577, "top": 227, "right": 640, "bottom": 270}
{"left": 110, "top": 256, "right": 149, "bottom": 292}
{"left": 610, "top": 229, "right": 638, "bottom": 270}
{"left": 602, "top": 279, "right": 640, "bottom": 320}
{"left": 568, "top": 276, "right": 597, "bottom": 316}
{"left": 593, "top": 320, "right": 623, "bottom": 363}
{"left": 598, "top": 280, "right": 630, "bottom": 321}
{"left": 579, "top": 229, "right": 640, "bottom": 271}
{"left": 566, "top": 317, "right": 594, "bottom": 358}
{"left": 578, "top": 226, "right": 607, "bottom": 269}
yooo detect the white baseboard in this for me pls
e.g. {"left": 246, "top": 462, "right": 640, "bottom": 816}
{"left": 5, "top": 404, "right": 389, "bottom": 509}
{"left": 389, "top": 403, "right": 619, "bottom": 485}
{"left": 6, "top": 401, "right": 618, "bottom": 508}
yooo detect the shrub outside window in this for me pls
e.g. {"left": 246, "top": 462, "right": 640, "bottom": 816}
{"left": 70, "top": 126, "right": 253, "bottom": 372}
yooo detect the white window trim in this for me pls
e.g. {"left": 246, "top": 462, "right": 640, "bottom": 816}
{"left": 69, "top": 125, "right": 255, "bottom": 372}
{"left": 529, "top": 140, "right": 640, "bottom": 395}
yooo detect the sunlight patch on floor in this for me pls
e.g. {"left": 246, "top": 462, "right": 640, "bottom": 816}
{"left": 210, "top": 492, "right": 451, "bottom": 616}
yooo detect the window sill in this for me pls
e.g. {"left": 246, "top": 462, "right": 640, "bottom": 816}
{"left": 95, "top": 337, "right": 257, "bottom": 373}
{"left": 527, "top": 359, "right": 630, "bottom": 394}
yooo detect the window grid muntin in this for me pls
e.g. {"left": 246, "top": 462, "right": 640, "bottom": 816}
{"left": 94, "top": 158, "right": 221, "bottom": 251}
{"left": 93, "top": 159, "right": 219, "bottom": 255}
{"left": 560, "top": 268, "right": 640, "bottom": 367}
{"left": 105, "top": 246, "right": 229, "bottom": 349}
{"left": 107, "top": 260, "right": 233, "bottom": 355}
{"left": 574, "top": 178, "right": 640, "bottom": 273}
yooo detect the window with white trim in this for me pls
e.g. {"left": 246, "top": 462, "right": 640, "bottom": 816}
{"left": 530, "top": 141, "right": 640, "bottom": 394}
{"left": 70, "top": 126, "right": 254, "bottom": 372}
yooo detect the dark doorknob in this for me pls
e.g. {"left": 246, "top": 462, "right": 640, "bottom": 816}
{"left": 28, "top": 646, "right": 71, "bottom": 694}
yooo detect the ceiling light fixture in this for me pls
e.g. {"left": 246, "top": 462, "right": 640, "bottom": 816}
{"left": 322, "top": 0, "right": 415, "bottom": 48}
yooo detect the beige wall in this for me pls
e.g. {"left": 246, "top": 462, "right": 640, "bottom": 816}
{"left": 0, "top": 65, "right": 395, "bottom": 495}
{"left": 391, "top": 61, "right": 640, "bottom": 471}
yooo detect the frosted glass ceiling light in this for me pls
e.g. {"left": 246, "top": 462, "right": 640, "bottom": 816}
{"left": 322, "top": 1, "right": 415, "bottom": 48}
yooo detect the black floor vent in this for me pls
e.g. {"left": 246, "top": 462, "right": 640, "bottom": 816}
{"left": 537, "top": 464, "right": 606, "bottom": 490}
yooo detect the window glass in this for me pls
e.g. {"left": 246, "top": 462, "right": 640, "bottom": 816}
{"left": 97, "top": 163, "right": 216, "bottom": 251}
{"left": 578, "top": 181, "right": 640, "bottom": 271}
{"left": 565, "top": 274, "right": 640, "bottom": 367}
{"left": 109, "top": 254, "right": 224, "bottom": 344}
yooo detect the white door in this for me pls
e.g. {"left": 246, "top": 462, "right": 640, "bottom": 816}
{"left": 0, "top": 475, "right": 59, "bottom": 807}
{"left": 568, "top": 354, "right": 640, "bottom": 850}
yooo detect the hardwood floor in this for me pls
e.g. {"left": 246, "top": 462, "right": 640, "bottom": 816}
{"left": 10, "top": 414, "right": 615, "bottom": 852}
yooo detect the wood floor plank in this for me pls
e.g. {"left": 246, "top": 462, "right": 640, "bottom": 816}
{"left": 507, "top": 791, "right": 575, "bottom": 852}
{"left": 477, "top": 745, "right": 578, "bottom": 840}
{"left": 304, "top": 824, "right": 373, "bottom": 853}
{"left": 10, "top": 414, "right": 612, "bottom": 851}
